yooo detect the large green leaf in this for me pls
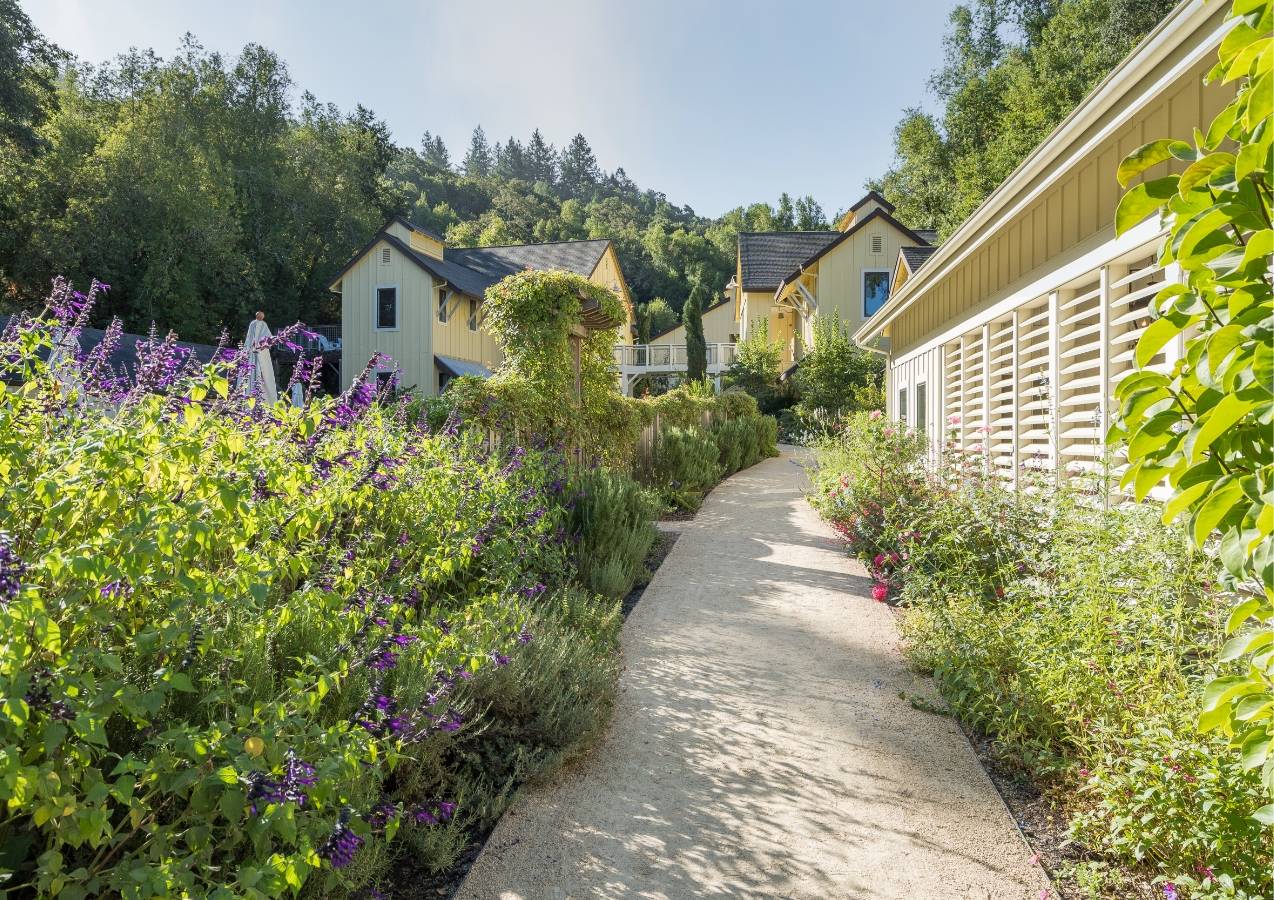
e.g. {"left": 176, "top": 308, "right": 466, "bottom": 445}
{"left": 1116, "top": 139, "right": 1196, "bottom": 187}
{"left": 1135, "top": 316, "right": 1184, "bottom": 368}
{"left": 1114, "top": 176, "right": 1179, "bottom": 236}
{"left": 1185, "top": 393, "right": 1255, "bottom": 463}
{"left": 1192, "top": 477, "right": 1246, "bottom": 545}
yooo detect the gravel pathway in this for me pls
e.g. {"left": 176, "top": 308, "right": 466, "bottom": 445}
{"left": 457, "top": 449, "right": 1050, "bottom": 899}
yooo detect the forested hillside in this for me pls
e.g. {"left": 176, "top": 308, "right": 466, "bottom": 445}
{"left": 0, "top": 2, "right": 825, "bottom": 342}
{"left": 872, "top": 0, "right": 1178, "bottom": 239}
{"left": 0, "top": 0, "right": 1180, "bottom": 344}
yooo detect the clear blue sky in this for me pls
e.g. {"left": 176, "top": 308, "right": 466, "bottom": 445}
{"left": 23, "top": 0, "right": 956, "bottom": 219}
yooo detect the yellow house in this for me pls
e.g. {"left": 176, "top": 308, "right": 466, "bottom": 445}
{"left": 328, "top": 218, "right": 636, "bottom": 394}
{"left": 648, "top": 296, "right": 737, "bottom": 347}
{"left": 734, "top": 192, "right": 933, "bottom": 368}
{"left": 854, "top": 0, "right": 1231, "bottom": 487}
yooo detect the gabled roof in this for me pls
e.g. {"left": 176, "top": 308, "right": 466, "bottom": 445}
{"left": 648, "top": 296, "right": 732, "bottom": 341}
{"left": 899, "top": 245, "right": 938, "bottom": 273}
{"left": 774, "top": 207, "right": 932, "bottom": 294}
{"left": 913, "top": 228, "right": 939, "bottom": 245}
{"left": 850, "top": 190, "right": 895, "bottom": 214}
{"left": 447, "top": 240, "right": 610, "bottom": 289}
{"left": 327, "top": 222, "right": 612, "bottom": 299}
{"left": 738, "top": 231, "right": 840, "bottom": 291}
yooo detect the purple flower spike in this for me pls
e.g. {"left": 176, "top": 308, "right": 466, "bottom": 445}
{"left": 0, "top": 534, "right": 26, "bottom": 604}
{"left": 318, "top": 820, "right": 363, "bottom": 868}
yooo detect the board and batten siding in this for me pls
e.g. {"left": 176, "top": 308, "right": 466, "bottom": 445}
{"left": 649, "top": 301, "right": 737, "bottom": 346}
{"left": 815, "top": 221, "right": 914, "bottom": 335}
{"left": 338, "top": 237, "right": 435, "bottom": 394}
{"left": 875, "top": 0, "right": 1230, "bottom": 489}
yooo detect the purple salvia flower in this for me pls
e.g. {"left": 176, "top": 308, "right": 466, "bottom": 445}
{"left": 0, "top": 533, "right": 25, "bottom": 604}
{"left": 318, "top": 817, "right": 363, "bottom": 869}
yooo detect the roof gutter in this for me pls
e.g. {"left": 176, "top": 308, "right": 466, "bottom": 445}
{"left": 850, "top": 0, "right": 1226, "bottom": 348}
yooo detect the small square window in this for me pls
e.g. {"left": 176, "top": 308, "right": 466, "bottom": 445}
{"left": 376, "top": 286, "right": 398, "bottom": 329}
{"left": 467, "top": 298, "right": 479, "bottom": 332}
{"left": 863, "top": 271, "right": 890, "bottom": 318}
{"left": 437, "top": 290, "right": 449, "bottom": 324}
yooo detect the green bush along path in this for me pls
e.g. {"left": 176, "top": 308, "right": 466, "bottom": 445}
{"left": 457, "top": 449, "right": 1048, "bottom": 899}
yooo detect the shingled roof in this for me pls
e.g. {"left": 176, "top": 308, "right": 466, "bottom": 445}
{"left": 900, "top": 245, "right": 938, "bottom": 273}
{"left": 738, "top": 231, "right": 840, "bottom": 291}
{"left": 329, "top": 223, "right": 613, "bottom": 300}
{"left": 447, "top": 240, "right": 611, "bottom": 292}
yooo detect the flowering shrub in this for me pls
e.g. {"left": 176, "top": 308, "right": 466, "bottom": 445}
{"left": 0, "top": 284, "right": 620, "bottom": 897}
{"left": 813, "top": 414, "right": 1270, "bottom": 896}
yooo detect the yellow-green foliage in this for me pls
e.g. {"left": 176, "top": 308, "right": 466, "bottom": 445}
{"left": 447, "top": 270, "right": 641, "bottom": 466}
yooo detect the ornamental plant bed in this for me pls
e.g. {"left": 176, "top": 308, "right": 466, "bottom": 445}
{"left": 810, "top": 412, "right": 1270, "bottom": 898}
{"left": 0, "top": 280, "right": 623, "bottom": 898}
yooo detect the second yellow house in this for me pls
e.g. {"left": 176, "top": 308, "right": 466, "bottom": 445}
{"left": 733, "top": 192, "right": 934, "bottom": 369}
{"left": 329, "top": 218, "right": 636, "bottom": 394}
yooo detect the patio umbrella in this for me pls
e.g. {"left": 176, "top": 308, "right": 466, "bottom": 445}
{"left": 244, "top": 312, "right": 278, "bottom": 404}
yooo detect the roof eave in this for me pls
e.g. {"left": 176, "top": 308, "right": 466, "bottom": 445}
{"left": 851, "top": 0, "right": 1226, "bottom": 347}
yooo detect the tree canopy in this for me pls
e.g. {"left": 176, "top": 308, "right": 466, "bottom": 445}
{"left": 0, "top": 5, "right": 828, "bottom": 343}
{"left": 872, "top": 0, "right": 1178, "bottom": 239}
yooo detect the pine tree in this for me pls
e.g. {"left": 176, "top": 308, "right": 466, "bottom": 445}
{"left": 496, "top": 137, "right": 527, "bottom": 180}
{"left": 559, "top": 133, "right": 600, "bottom": 198}
{"left": 525, "top": 129, "right": 557, "bottom": 184}
{"left": 683, "top": 283, "right": 707, "bottom": 382}
{"left": 462, "top": 126, "right": 492, "bottom": 176}
{"left": 421, "top": 131, "right": 450, "bottom": 170}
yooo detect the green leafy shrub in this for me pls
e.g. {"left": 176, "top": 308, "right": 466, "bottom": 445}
{"left": 813, "top": 415, "right": 1271, "bottom": 894}
{"left": 1108, "top": 0, "right": 1273, "bottom": 811}
{"left": 711, "top": 416, "right": 777, "bottom": 476}
{"left": 0, "top": 290, "right": 623, "bottom": 898}
{"left": 446, "top": 270, "right": 641, "bottom": 467}
{"left": 569, "top": 469, "right": 660, "bottom": 600}
{"left": 653, "top": 426, "right": 722, "bottom": 511}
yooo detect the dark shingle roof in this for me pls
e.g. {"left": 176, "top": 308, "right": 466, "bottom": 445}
{"left": 447, "top": 240, "right": 610, "bottom": 292}
{"left": 912, "top": 229, "right": 939, "bottom": 245}
{"left": 900, "top": 245, "right": 938, "bottom": 272}
{"left": 738, "top": 231, "right": 839, "bottom": 291}
{"left": 330, "top": 225, "right": 612, "bottom": 300}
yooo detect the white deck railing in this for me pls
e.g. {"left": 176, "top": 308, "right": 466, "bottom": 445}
{"left": 613, "top": 343, "right": 736, "bottom": 395}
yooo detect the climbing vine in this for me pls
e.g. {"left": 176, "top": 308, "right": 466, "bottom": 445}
{"left": 1109, "top": 0, "right": 1272, "bottom": 818}
{"left": 449, "top": 270, "right": 640, "bottom": 465}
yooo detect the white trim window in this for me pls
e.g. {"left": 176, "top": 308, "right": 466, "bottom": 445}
{"left": 437, "top": 288, "right": 449, "bottom": 324}
{"left": 467, "top": 297, "right": 479, "bottom": 332}
{"left": 898, "top": 386, "right": 909, "bottom": 425}
{"left": 375, "top": 284, "right": 399, "bottom": 331}
{"left": 863, "top": 270, "right": 891, "bottom": 318}
{"left": 915, "top": 381, "right": 927, "bottom": 433}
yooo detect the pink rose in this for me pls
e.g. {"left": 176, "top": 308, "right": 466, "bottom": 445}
{"left": 869, "top": 410, "right": 883, "bottom": 421}
{"left": 871, "top": 583, "right": 888, "bottom": 602}
{"left": 883, "top": 427, "right": 896, "bottom": 438}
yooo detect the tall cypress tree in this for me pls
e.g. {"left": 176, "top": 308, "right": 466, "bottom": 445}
{"left": 683, "top": 284, "right": 707, "bottom": 382}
